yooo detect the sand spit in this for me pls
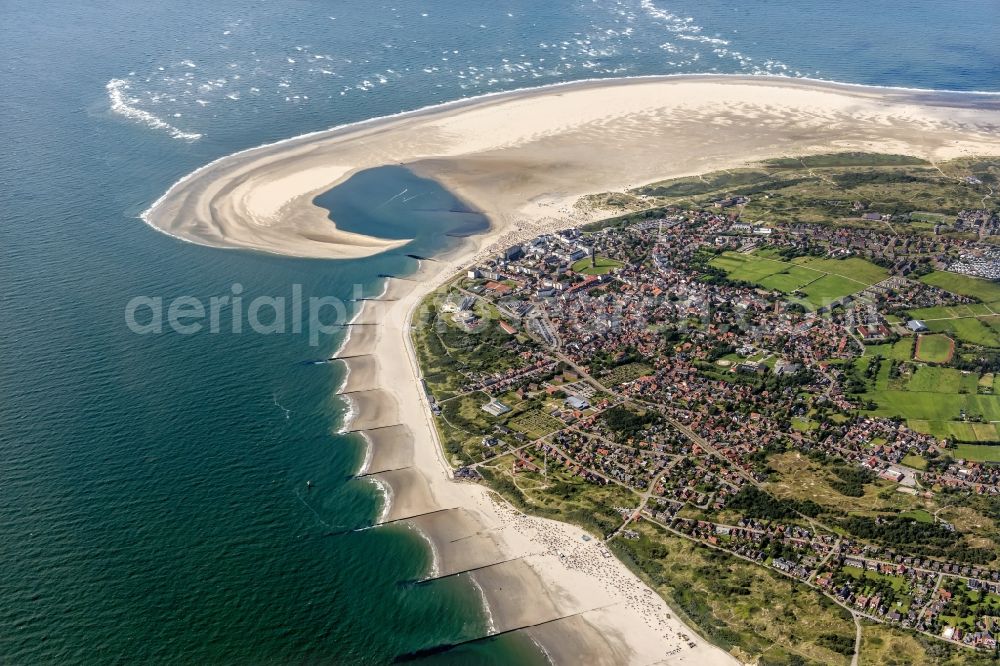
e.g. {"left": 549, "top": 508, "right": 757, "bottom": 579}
{"left": 376, "top": 277, "right": 418, "bottom": 302}
{"left": 355, "top": 425, "right": 414, "bottom": 475}
{"left": 144, "top": 75, "right": 1000, "bottom": 260}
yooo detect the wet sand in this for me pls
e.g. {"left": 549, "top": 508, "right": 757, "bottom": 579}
{"left": 372, "top": 467, "right": 442, "bottom": 524}
{"left": 339, "top": 388, "right": 399, "bottom": 432}
{"left": 356, "top": 425, "right": 414, "bottom": 475}
{"left": 407, "top": 508, "right": 510, "bottom": 578}
{"left": 336, "top": 355, "right": 379, "bottom": 394}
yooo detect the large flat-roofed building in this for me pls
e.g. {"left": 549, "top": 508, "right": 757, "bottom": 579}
{"left": 481, "top": 399, "right": 511, "bottom": 416}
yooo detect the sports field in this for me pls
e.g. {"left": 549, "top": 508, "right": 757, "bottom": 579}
{"left": 572, "top": 256, "right": 624, "bottom": 275}
{"left": 914, "top": 334, "right": 955, "bottom": 363}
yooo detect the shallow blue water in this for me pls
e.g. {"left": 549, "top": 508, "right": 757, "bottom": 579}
{"left": 0, "top": 0, "right": 997, "bottom": 662}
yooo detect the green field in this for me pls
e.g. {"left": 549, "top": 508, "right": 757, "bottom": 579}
{"left": 799, "top": 274, "right": 867, "bottom": 308}
{"left": 710, "top": 252, "right": 798, "bottom": 282}
{"left": 901, "top": 454, "right": 928, "bottom": 470}
{"left": 906, "top": 366, "right": 963, "bottom": 393}
{"left": 865, "top": 375, "right": 1000, "bottom": 441}
{"left": 920, "top": 271, "right": 1000, "bottom": 304}
{"left": 865, "top": 339, "right": 915, "bottom": 362}
{"left": 571, "top": 256, "right": 624, "bottom": 275}
{"left": 869, "top": 390, "right": 1000, "bottom": 421}
{"left": 899, "top": 509, "right": 934, "bottom": 524}
{"left": 952, "top": 443, "right": 1000, "bottom": 462}
{"left": 908, "top": 303, "right": 990, "bottom": 320}
{"left": 908, "top": 419, "right": 999, "bottom": 443}
{"left": 757, "top": 265, "right": 818, "bottom": 292}
{"left": 924, "top": 317, "right": 1000, "bottom": 347}
{"left": 791, "top": 256, "right": 889, "bottom": 285}
{"left": 914, "top": 334, "right": 955, "bottom": 363}
{"left": 710, "top": 251, "right": 885, "bottom": 308}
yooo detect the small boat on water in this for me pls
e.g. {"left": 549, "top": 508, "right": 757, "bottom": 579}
{"left": 306, "top": 480, "right": 314, "bottom": 489}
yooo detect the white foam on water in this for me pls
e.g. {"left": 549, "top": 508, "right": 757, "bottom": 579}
{"left": 406, "top": 522, "right": 441, "bottom": 580}
{"left": 336, "top": 394, "right": 357, "bottom": 434}
{"left": 467, "top": 573, "right": 498, "bottom": 635}
{"left": 368, "top": 475, "right": 393, "bottom": 524}
{"left": 106, "top": 78, "right": 202, "bottom": 141}
{"left": 357, "top": 430, "right": 374, "bottom": 476}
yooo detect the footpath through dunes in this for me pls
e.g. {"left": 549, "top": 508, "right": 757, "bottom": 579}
{"left": 143, "top": 75, "right": 1000, "bottom": 260}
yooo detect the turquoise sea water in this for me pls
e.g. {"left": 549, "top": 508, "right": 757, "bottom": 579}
{"left": 1, "top": 0, "right": 997, "bottom": 663}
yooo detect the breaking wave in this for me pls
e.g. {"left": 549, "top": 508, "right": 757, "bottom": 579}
{"left": 106, "top": 78, "right": 202, "bottom": 141}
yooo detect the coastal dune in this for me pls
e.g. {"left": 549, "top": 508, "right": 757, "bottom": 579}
{"left": 144, "top": 75, "right": 1000, "bottom": 260}
{"left": 149, "top": 77, "right": 1000, "bottom": 664}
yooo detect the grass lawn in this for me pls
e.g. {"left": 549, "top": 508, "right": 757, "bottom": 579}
{"left": 907, "top": 419, "right": 999, "bottom": 443}
{"left": 865, "top": 339, "right": 914, "bottom": 362}
{"left": 901, "top": 454, "right": 928, "bottom": 471}
{"left": 914, "top": 334, "right": 954, "bottom": 363}
{"left": 710, "top": 251, "right": 885, "bottom": 308}
{"left": 710, "top": 252, "right": 792, "bottom": 282}
{"left": 953, "top": 443, "right": 1000, "bottom": 462}
{"left": 791, "top": 256, "right": 889, "bottom": 285}
{"left": 908, "top": 304, "right": 986, "bottom": 320}
{"left": 869, "top": 390, "right": 1000, "bottom": 421}
{"left": 758, "top": 266, "right": 819, "bottom": 292}
{"left": 800, "top": 274, "right": 866, "bottom": 308}
{"left": 571, "top": 255, "right": 624, "bottom": 275}
{"left": 925, "top": 316, "right": 1000, "bottom": 348}
{"left": 791, "top": 416, "right": 818, "bottom": 432}
{"left": 899, "top": 509, "right": 934, "bottom": 524}
{"left": 920, "top": 270, "right": 1000, "bottom": 303}
{"left": 906, "top": 366, "right": 963, "bottom": 393}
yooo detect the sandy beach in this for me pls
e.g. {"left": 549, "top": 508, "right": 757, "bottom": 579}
{"left": 146, "top": 76, "right": 1000, "bottom": 664}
